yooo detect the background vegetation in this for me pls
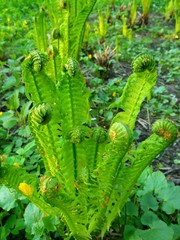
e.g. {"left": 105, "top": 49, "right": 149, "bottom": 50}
{"left": 0, "top": 0, "right": 179, "bottom": 239}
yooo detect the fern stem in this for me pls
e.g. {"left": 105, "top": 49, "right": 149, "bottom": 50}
{"left": 75, "top": 0, "right": 77, "bottom": 17}
{"left": 32, "top": 72, "right": 43, "bottom": 102}
{"left": 72, "top": 143, "right": 78, "bottom": 182}
{"left": 93, "top": 143, "right": 99, "bottom": 170}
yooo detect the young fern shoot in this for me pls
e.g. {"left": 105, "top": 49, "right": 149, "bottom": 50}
{"left": 0, "top": 1, "right": 178, "bottom": 239}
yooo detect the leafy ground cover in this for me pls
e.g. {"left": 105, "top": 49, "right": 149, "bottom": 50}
{"left": 0, "top": 0, "right": 179, "bottom": 239}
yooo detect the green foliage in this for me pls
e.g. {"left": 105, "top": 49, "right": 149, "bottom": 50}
{"left": 0, "top": 0, "right": 179, "bottom": 239}
{"left": 123, "top": 167, "right": 180, "bottom": 240}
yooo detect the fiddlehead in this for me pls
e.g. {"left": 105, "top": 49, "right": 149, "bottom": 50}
{"left": 110, "top": 53, "right": 157, "bottom": 130}
{"left": 92, "top": 127, "right": 107, "bottom": 144}
{"left": 24, "top": 50, "right": 48, "bottom": 72}
{"left": 29, "top": 102, "right": 52, "bottom": 125}
{"left": 65, "top": 57, "right": 79, "bottom": 77}
{"left": 152, "top": 119, "right": 178, "bottom": 141}
{"left": 66, "top": 125, "right": 90, "bottom": 144}
{"left": 88, "top": 122, "right": 132, "bottom": 234}
{"left": 52, "top": 28, "right": 61, "bottom": 40}
{"left": 28, "top": 102, "right": 62, "bottom": 178}
{"left": 132, "top": 53, "right": 156, "bottom": 73}
{"left": 39, "top": 176, "right": 60, "bottom": 199}
{"left": 100, "top": 119, "right": 178, "bottom": 233}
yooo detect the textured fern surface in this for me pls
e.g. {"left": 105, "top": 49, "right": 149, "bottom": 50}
{"left": 110, "top": 53, "right": 157, "bottom": 130}
{"left": 1, "top": 2, "right": 178, "bottom": 239}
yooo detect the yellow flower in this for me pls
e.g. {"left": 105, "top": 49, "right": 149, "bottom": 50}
{"left": 88, "top": 54, "right": 92, "bottom": 59}
{"left": 13, "top": 162, "right": 19, "bottom": 167}
{"left": 18, "top": 182, "right": 34, "bottom": 196}
{"left": 112, "top": 92, "right": 116, "bottom": 97}
{"left": 0, "top": 112, "right": 3, "bottom": 116}
{"left": 23, "top": 20, "right": 28, "bottom": 28}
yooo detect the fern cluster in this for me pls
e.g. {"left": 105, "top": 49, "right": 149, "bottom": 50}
{"left": 0, "top": 1, "right": 178, "bottom": 239}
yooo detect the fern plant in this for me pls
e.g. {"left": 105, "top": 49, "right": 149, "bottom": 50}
{"left": 0, "top": 1, "right": 178, "bottom": 239}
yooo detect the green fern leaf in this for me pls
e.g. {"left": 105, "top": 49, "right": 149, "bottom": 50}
{"left": 69, "top": 0, "right": 97, "bottom": 59}
{"left": 87, "top": 122, "right": 132, "bottom": 234}
{"left": 100, "top": 119, "right": 178, "bottom": 233}
{"left": 110, "top": 53, "right": 157, "bottom": 130}
{"left": 58, "top": 72, "right": 90, "bottom": 132}
{"left": 22, "top": 51, "right": 57, "bottom": 104}
{"left": 28, "top": 103, "right": 62, "bottom": 178}
{"left": 0, "top": 166, "right": 58, "bottom": 216}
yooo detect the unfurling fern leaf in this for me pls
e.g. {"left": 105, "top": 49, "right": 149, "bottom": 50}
{"left": 88, "top": 122, "right": 132, "bottom": 234}
{"left": 66, "top": 126, "right": 90, "bottom": 144}
{"left": 39, "top": 175, "right": 60, "bottom": 199}
{"left": 25, "top": 50, "right": 48, "bottom": 72}
{"left": 132, "top": 53, "right": 156, "bottom": 73}
{"left": 29, "top": 103, "right": 52, "bottom": 125}
{"left": 92, "top": 127, "right": 107, "bottom": 143}
{"left": 52, "top": 28, "right": 61, "bottom": 40}
{"left": 65, "top": 57, "right": 79, "bottom": 77}
{"left": 152, "top": 119, "right": 178, "bottom": 141}
{"left": 110, "top": 53, "right": 157, "bottom": 130}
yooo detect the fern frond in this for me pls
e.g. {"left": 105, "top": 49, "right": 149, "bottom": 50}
{"left": 0, "top": 166, "right": 58, "bottom": 216}
{"left": 110, "top": 53, "right": 157, "bottom": 130}
{"left": 28, "top": 103, "right": 62, "bottom": 178}
{"left": 100, "top": 119, "right": 178, "bottom": 234}
{"left": 58, "top": 71, "right": 90, "bottom": 132}
{"left": 87, "top": 122, "right": 132, "bottom": 234}
{"left": 86, "top": 127, "right": 107, "bottom": 180}
{"left": 34, "top": 8, "right": 48, "bottom": 52}
{"left": 47, "top": 196, "right": 91, "bottom": 240}
{"left": 69, "top": 0, "right": 97, "bottom": 59}
{"left": 22, "top": 51, "right": 57, "bottom": 104}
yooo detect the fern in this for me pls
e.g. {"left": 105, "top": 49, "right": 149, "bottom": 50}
{"left": 69, "top": 0, "right": 97, "bottom": 59}
{"left": 99, "top": 119, "right": 178, "bottom": 235}
{"left": 34, "top": 8, "right": 48, "bottom": 52}
{"left": 110, "top": 53, "right": 157, "bottom": 130}
{"left": 1, "top": 2, "right": 178, "bottom": 239}
{"left": 0, "top": 166, "right": 58, "bottom": 216}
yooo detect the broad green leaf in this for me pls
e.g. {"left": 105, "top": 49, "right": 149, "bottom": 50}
{"left": 157, "top": 185, "right": 180, "bottom": 214}
{"left": 2, "top": 76, "right": 16, "bottom": 91}
{"left": 124, "top": 225, "right": 141, "bottom": 240}
{"left": 5, "top": 155, "right": 25, "bottom": 166}
{"left": 141, "top": 211, "right": 159, "bottom": 227}
{"left": 8, "top": 90, "right": 20, "bottom": 110}
{"left": 43, "top": 216, "right": 59, "bottom": 232}
{"left": 5, "top": 214, "right": 16, "bottom": 229}
{"left": 0, "top": 186, "right": 17, "bottom": 211}
{"left": 17, "top": 125, "right": 31, "bottom": 138}
{"left": 126, "top": 201, "right": 138, "bottom": 217}
{"left": 20, "top": 101, "right": 32, "bottom": 118}
{"left": 138, "top": 171, "right": 167, "bottom": 196}
{"left": 137, "top": 166, "right": 153, "bottom": 186}
{"left": 170, "top": 224, "right": 180, "bottom": 240}
{"left": 11, "top": 218, "right": 25, "bottom": 235}
{"left": 16, "top": 140, "right": 36, "bottom": 156}
{"left": 0, "top": 127, "right": 7, "bottom": 138}
{"left": 135, "top": 220, "right": 174, "bottom": 240}
{"left": 3, "top": 118, "right": 18, "bottom": 129}
{"left": 139, "top": 192, "right": 159, "bottom": 211}
{"left": 24, "top": 203, "right": 44, "bottom": 238}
